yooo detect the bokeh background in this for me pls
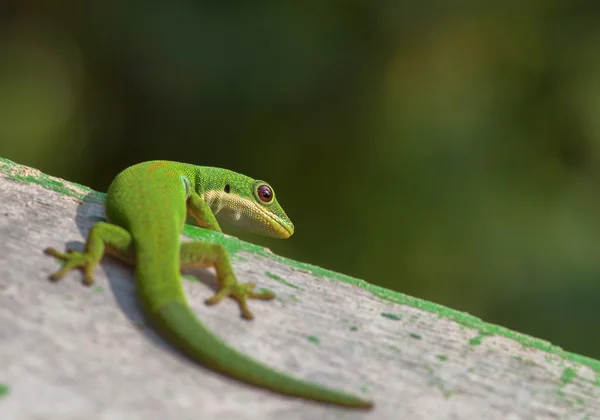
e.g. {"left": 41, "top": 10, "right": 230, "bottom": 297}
{"left": 2, "top": 2, "right": 600, "bottom": 359}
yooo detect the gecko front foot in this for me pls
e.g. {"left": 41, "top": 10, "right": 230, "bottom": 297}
{"left": 44, "top": 247, "right": 96, "bottom": 286}
{"left": 205, "top": 278, "right": 275, "bottom": 320}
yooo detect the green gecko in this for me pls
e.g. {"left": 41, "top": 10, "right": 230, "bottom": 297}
{"left": 44, "top": 160, "right": 373, "bottom": 409}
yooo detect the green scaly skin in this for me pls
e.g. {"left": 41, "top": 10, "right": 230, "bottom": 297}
{"left": 44, "top": 160, "right": 373, "bottom": 409}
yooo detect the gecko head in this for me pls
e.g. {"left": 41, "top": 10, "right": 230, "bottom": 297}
{"left": 202, "top": 174, "right": 294, "bottom": 239}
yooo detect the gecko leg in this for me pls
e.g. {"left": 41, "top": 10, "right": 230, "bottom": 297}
{"left": 45, "top": 222, "right": 134, "bottom": 285}
{"left": 186, "top": 193, "right": 223, "bottom": 232}
{"left": 180, "top": 242, "right": 275, "bottom": 320}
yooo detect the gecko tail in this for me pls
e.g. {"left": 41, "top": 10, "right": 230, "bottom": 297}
{"left": 149, "top": 300, "right": 374, "bottom": 409}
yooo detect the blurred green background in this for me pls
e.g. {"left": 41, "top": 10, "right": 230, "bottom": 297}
{"left": 2, "top": 2, "right": 600, "bottom": 358}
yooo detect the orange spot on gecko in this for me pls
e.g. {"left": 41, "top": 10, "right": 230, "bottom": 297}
{"left": 148, "top": 162, "right": 168, "bottom": 172}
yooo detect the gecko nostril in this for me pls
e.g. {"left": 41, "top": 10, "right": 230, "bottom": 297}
{"left": 224, "top": 184, "right": 230, "bottom": 193}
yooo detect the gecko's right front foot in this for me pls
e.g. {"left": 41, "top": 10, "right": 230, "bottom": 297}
{"left": 205, "top": 277, "right": 276, "bottom": 320}
{"left": 44, "top": 247, "right": 96, "bottom": 286}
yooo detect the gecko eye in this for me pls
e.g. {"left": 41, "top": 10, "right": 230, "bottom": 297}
{"left": 224, "top": 184, "right": 230, "bottom": 193}
{"left": 257, "top": 185, "right": 273, "bottom": 203}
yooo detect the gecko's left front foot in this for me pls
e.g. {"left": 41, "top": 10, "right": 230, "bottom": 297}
{"left": 205, "top": 278, "right": 275, "bottom": 320}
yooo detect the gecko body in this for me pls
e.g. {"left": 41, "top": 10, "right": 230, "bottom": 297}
{"left": 45, "top": 161, "right": 373, "bottom": 409}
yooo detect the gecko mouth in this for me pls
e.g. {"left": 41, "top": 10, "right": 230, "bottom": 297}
{"left": 252, "top": 201, "right": 294, "bottom": 238}
{"left": 202, "top": 190, "right": 294, "bottom": 238}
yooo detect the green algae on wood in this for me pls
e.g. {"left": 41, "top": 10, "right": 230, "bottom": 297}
{"left": 560, "top": 367, "right": 578, "bottom": 386}
{"left": 264, "top": 271, "right": 303, "bottom": 290}
{"left": 512, "top": 356, "right": 537, "bottom": 367}
{"left": 381, "top": 312, "right": 402, "bottom": 321}
{"left": 307, "top": 335, "right": 320, "bottom": 344}
{"left": 0, "top": 383, "right": 9, "bottom": 399}
{"left": 0, "top": 156, "right": 103, "bottom": 202}
{"left": 469, "top": 332, "right": 492, "bottom": 346}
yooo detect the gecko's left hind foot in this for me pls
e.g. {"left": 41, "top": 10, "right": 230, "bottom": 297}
{"left": 44, "top": 247, "right": 96, "bottom": 286}
{"left": 205, "top": 278, "right": 275, "bottom": 320}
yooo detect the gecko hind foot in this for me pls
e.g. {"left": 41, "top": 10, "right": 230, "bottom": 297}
{"left": 44, "top": 247, "right": 96, "bottom": 286}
